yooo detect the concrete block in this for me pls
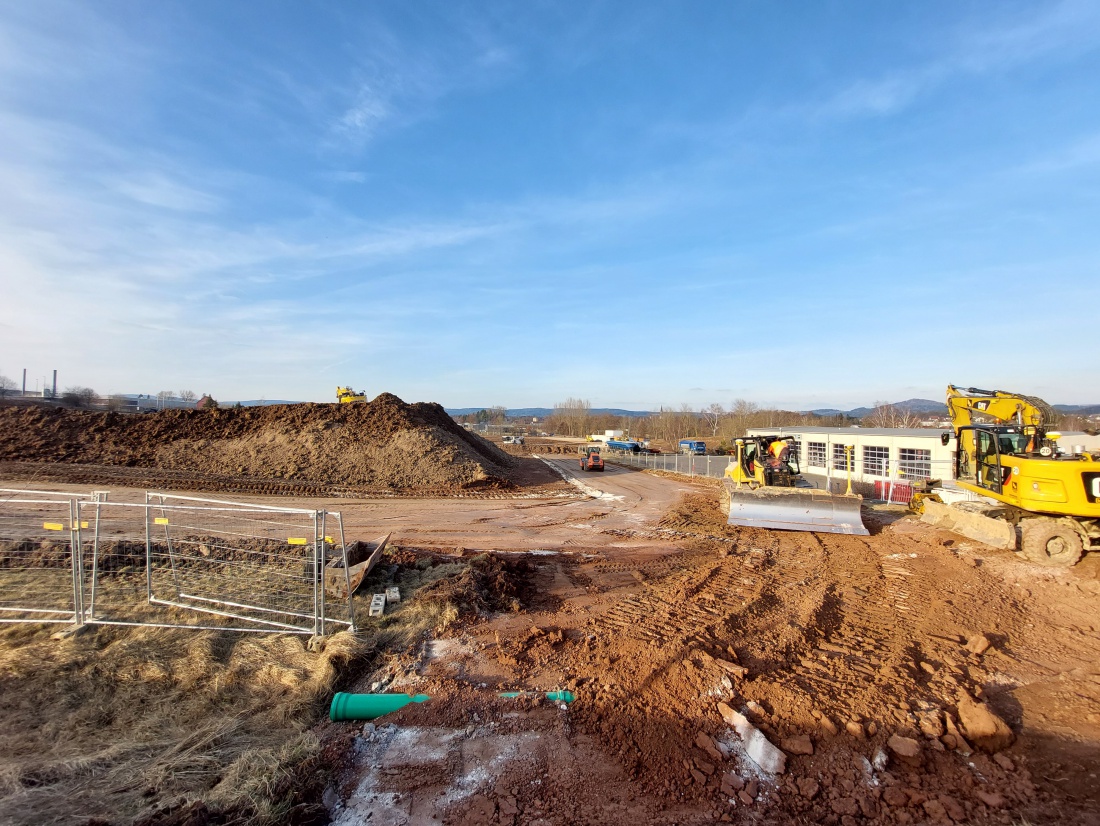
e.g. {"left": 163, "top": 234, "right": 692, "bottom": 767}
{"left": 385, "top": 586, "right": 401, "bottom": 604}
{"left": 369, "top": 593, "right": 386, "bottom": 617}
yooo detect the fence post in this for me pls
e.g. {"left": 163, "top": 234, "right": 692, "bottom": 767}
{"left": 69, "top": 498, "right": 84, "bottom": 626}
{"left": 312, "top": 512, "right": 321, "bottom": 636}
{"left": 144, "top": 492, "right": 153, "bottom": 604}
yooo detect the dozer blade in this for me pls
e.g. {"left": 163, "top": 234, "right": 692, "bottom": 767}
{"left": 918, "top": 500, "right": 1015, "bottom": 550}
{"left": 722, "top": 483, "right": 869, "bottom": 536}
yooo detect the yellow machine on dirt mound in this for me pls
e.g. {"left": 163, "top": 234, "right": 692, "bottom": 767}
{"left": 336, "top": 386, "right": 367, "bottom": 404}
{"left": 721, "top": 435, "right": 868, "bottom": 536}
{"left": 928, "top": 385, "right": 1100, "bottom": 566}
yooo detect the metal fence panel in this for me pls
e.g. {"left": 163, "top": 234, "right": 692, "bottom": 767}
{"left": 140, "top": 494, "right": 353, "bottom": 634}
{"left": 0, "top": 491, "right": 84, "bottom": 624}
{"left": 0, "top": 488, "right": 355, "bottom": 634}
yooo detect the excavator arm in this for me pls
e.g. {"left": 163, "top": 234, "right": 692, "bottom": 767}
{"left": 946, "top": 385, "right": 1058, "bottom": 429}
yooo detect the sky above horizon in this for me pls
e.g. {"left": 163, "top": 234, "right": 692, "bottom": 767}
{"left": 1, "top": 2, "right": 1098, "bottom": 411}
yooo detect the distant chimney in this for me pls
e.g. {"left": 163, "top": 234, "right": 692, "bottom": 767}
{"left": 22, "top": 369, "right": 26, "bottom": 394}
{"left": 52, "top": 370, "right": 57, "bottom": 397}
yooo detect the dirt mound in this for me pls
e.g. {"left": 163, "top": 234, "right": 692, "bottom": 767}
{"left": 0, "top": 394, "right": 516, "bottom": 492}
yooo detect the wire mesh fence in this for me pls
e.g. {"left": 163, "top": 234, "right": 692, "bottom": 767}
{"left": 0, "top": 489, "right": 355, "bottom": 635}
{"left": 141, "top": 494, "right": 351, "bottom": 634}
{"left": 602, "top": 451, "right": 737, "bottom": 480}
{"left": 0, "top": 489, "right": 89, "bottom": 624}
{"left": 602, "top": 452, "right": 958, "bottom": 503}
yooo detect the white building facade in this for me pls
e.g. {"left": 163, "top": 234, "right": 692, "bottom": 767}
{"left": 746, "top": 426, "right": 954, "bottom": 490}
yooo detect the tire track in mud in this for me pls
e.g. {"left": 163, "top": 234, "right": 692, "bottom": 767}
{"left": 0, "top": 461, "right": 577, "bottom": 501}
{"left": 586, "top": 524, "right": 968, "bottom": 725}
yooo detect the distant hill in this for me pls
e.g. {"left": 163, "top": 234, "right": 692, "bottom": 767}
{"left": 446, "top": 407, "right": 653, "bottom": 419}
{"left": 1054, "top": 404, "right": 1100, "bottom": 415}
{"left": 447, "top": 398, "right": 1097, "bottom": 421}
{"left": 809, "top": 399, "right": 946, "bottom": 419}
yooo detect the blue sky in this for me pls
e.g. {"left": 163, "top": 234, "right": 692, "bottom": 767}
{"left": 1, "top": 2, "right": 1098, "bottom": 410}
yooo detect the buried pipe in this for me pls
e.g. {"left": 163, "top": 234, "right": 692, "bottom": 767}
{"left": 498, "top": 690, "right": 575, "bottom": 704}
{"left": 330, "top": 692, "right": 430, "bottom": 722}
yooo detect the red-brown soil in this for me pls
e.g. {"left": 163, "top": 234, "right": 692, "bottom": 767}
{"left": 313, "top": 484, "right": 1100, "bottom": 826}
{"left": 0, "top": 395, "right": 562, "bottom": 494}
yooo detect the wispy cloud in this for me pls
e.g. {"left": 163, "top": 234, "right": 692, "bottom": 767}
{"left": 111, "top": 172, "right": 222, "bottom": 213}
{"left": 817, "top": 0, "right": 1100, "bottom": 120}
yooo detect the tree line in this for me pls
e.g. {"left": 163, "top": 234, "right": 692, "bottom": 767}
{"left": 539, "top": 398, "right": 1099, "bottom": 445}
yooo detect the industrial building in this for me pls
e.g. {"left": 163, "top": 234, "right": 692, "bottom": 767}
{"left": 746, "top": 426, "right": 953, "bottom": 490}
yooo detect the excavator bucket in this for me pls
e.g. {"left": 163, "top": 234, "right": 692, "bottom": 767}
{"left": 721, "top": 483, "right": 869, "bottom": 536}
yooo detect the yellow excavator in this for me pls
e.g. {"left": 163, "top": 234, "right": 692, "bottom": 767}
{"left": 336, "top": 386, "right": 367, "bottom": 404}
{"left": 721, "top": 435, "right": 868, "bottom": 535}
{"left": 932, "top": 385, "right": 1100, "bottom": 566}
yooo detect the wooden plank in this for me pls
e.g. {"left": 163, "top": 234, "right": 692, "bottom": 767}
{"left": 324, "top": 533, "right": 390, "bottom": 600}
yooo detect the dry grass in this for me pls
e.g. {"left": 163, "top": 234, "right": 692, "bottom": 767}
{"left": 0, "top": 546, "right": 500, "bottom": 825}
{"left": 0, "top": 622, "right": 369, "bottom": 825}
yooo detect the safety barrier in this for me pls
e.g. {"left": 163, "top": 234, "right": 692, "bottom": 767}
{"left": 0, "top": 489, "right": 356, "bottom": 634}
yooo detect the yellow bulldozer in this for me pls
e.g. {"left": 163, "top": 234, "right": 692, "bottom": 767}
{"left": 336, "top": 386, "right": 367, "bottom": 404}
{"left": 924, "top": 385, "right": 1100, "bottom": 566}
{"left": 721, "top": 435, "right": 868, "bottom": 535}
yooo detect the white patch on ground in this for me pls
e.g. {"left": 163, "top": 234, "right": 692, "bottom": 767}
{"left": 329, "top": 725, "right": 539, "bottom": 826}
{"left": 425, "top": 638, "right": 471, "bottom": 661}
{"left": 715, "top": 729, "right": 781, "bottom": 793}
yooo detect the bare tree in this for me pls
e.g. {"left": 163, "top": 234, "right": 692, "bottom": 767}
{"left": 701, "top": 403, "right": 725, "bottom": 437}
{"left": 61, "top": 386, "right": 97, "bottom": 407}
{"left": 728, "top": 399, "right": 760, "bottom": 435}
{"left": 0, "top": 374, "right": 16, "bottom": 397}
{"left": 179, "top": 389, "right": 197, "bottom": 403}
{"left": 864, "top": 401, "right": 921, "bottom": 428}
{"left": 551, "top": 398, "right": 591, "bottom": 437}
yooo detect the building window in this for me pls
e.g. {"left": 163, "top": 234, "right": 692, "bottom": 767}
{"left": 832, "top": 443, "right": 852, "bottom": 472}
{"left": 807, "top": 441, "right": 826, "bottom": 468}
{"left": 863, "top": 445, "right": 889, "bottom": 477}
{"left": 899, "top": 448, "right": 932, "bottom": 480}
{"left": 790, "top": 439, "right": 801, "bottom": 463}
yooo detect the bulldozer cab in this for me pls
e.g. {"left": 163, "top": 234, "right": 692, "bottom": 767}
{"left": 726, "top": 436, "right": 800, "bottom": 488}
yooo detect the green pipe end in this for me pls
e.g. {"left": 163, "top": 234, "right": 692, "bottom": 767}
{"left": 330, "top": 692, "right": 431, "bottom": 722}
{"left": 497, "top": 690, "right": 576, "bottom": 704}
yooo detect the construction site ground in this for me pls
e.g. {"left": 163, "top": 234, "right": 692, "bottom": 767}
{"left": 1, "top": 397, "right": 1098, "bottom": 825}
{"left": 2, "top": 456, "right": 1099, "bottom": 825}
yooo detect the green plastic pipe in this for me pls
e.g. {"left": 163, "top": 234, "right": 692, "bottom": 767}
{"left": 498, "top": 690, "right": 575, "bottom": 704}
{"left": 329, "top": 692, "right": 430, "bottom": 721}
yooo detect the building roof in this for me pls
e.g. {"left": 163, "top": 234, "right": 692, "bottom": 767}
{"left": 748, "top": 426, "right": 949, "bottom": 439}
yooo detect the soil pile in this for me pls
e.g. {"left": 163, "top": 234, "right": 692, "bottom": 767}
{"left": 0, "top": 394, "right": 516, "bottom": 492}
